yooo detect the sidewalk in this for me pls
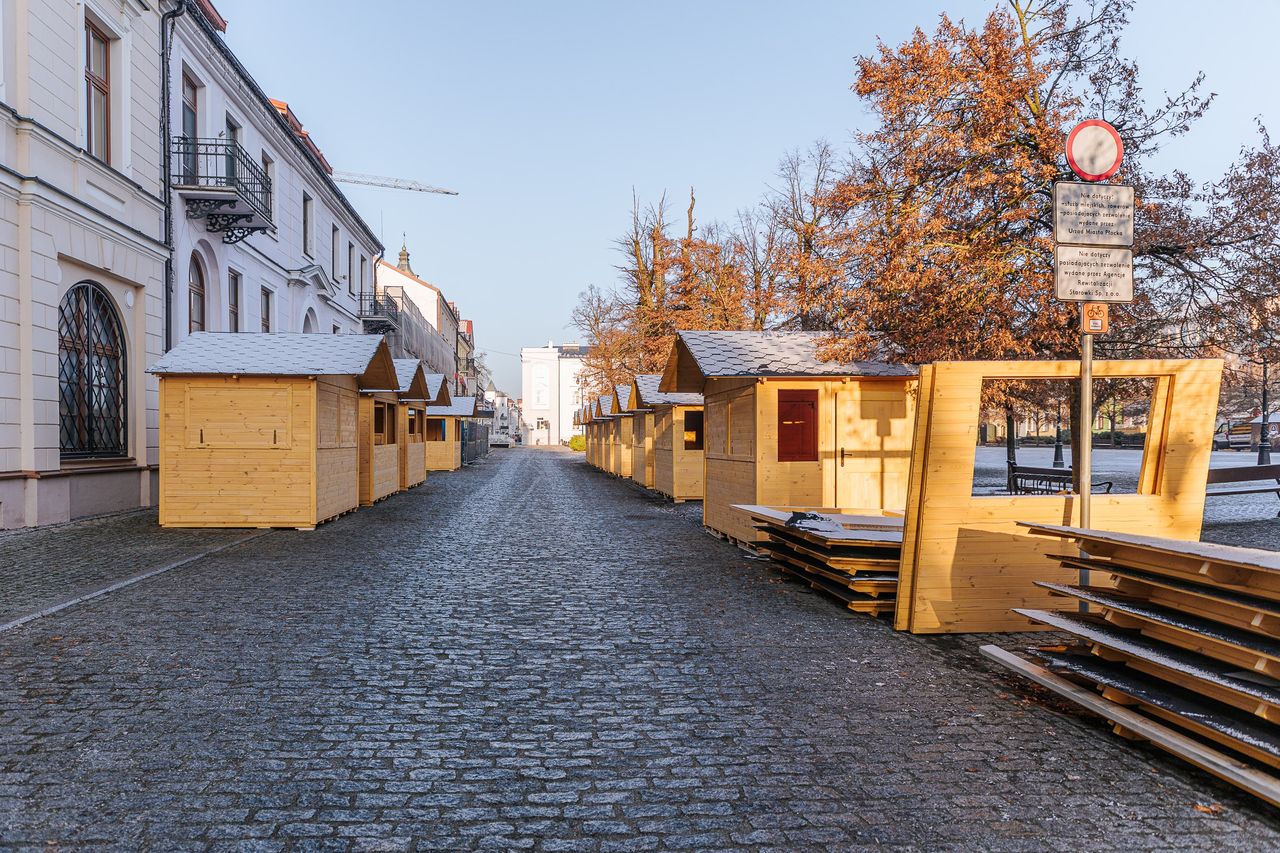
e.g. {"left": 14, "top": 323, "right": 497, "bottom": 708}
{"left": 0, "top": 509, "right": 256, "bottom": 626}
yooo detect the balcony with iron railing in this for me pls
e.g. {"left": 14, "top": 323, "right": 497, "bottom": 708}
{"left": 360, "top": 285, "right": 457, "bottom": 376}
{"left": 171, "top": 137, "right": 272, "bottom": 243}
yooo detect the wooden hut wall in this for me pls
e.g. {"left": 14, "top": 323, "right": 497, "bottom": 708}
{"left": 617, "top": 416, "right": 634, "bottom": 479}
{"left": 400, "top": 404, "right": 428, "bottom": 489}
{"left": 653, "top": 405, "right": 704, "bottom": 502}
{"left": 630, "top": 411, "right": 655, "bottom": 488}
{"left": 315, "top": 376, "right": 360, "bottom": 522}
{"left": 159, "top": 375, "right": 351, "bottom": 528}
{"left": 896, "top": 359, "right": 1222, "bottom": 635}
{"left": 425, "top": 417, "right": 463, "bottom": 471}
{"left": 702, "top": 376, "right": 915, "bottom": 544}
{"left": 359, "top": 392, "right": 402, "bottom": 505}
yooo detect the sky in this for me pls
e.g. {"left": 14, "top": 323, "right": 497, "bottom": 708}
{"left": 211, "top": 0, "right": 1280, "bottom": 393}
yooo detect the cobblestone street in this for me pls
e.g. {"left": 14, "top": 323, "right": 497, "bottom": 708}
{"left": 4, "top": 448, "right": 1280, "bottom": 851}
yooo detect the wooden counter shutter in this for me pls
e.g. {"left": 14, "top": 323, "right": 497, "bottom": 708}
{"left": 777, "top": 389, "right": 818, "bottom": 461}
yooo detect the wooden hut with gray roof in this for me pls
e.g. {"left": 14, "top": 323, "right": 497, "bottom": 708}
{"left": 391, "top": 361, "right": 450, "bottom": 493}
{"left": 659, "top": 330, "right": 916, "bottom": 545}
{"left": 424, "top": 394, "right": 478, "bottom": 471}
{"left": 629, "top": 374, "right": 704, "bottom": 501}
{"left": 149, "top": 332, "right": 397, "bottom": 529}
{"left": 608, "top": 384, "right": 634, "bottom": 479}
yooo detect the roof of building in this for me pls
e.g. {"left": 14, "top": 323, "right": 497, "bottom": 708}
{"left": 427, "top": 396, "right": 478, "bottom": 417}
{"left": 392, "top": 358, "right": 433, "bottom": 402}
{"left": 148, "top": 333, "right": 395, "bottom": 385}
{"left": 660, "top": 330, "right": 914, "bottom": 393}
{"left": 632, "top": 374, "right": 702, "bottom": 408}
{"left": 612, "top": 384, "right": 632, "bottom": 414}
{"left": 424, "top": 373, "right": 450, "bottom": 405}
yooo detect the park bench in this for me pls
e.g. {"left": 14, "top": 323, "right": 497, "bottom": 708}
{"left": 1205, "top": 464, "right": 1280, "bottom": 516}
{"left": 1007, "top": 463, "right": 1114, "bottom": 496}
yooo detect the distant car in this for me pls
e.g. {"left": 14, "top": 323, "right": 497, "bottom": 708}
{"left": 489, "top": 432, "right": 513, "bottom": 448}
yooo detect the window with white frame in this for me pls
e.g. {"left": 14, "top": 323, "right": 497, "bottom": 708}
{"left": 84, "top": 20, "right": 111, "bottom": 162}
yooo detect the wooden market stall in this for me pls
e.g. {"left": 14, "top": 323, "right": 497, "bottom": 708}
{"left": 625, "top": 377, "right": 657, "bottom": 489}
{"left": 609, "top": 384, "right": 634, "bottom": 479}
{"left": 630, "top": 374, "right": 704, "bottom": 499}
{"left": 659, "top": 330, "right": 916, "bottom": 546}
{"left": 358, "top": 370, "right": 407, "bottom": 506}
{"left": 149, "top": 332, "right": 397, "bottom": 529}
{"left": 595, "top": 394, "right": 616, "bottom": 473}
{"left": 424, "top": 394, "right": 477, "bottom": 472}
{"left": 392, "top": 362, "right": 450, "bottom": 491}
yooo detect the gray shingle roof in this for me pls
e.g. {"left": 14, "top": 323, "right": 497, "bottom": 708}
{"left": 596, "top": 395, "right": 614, "bottom": 418}
{"left": 613, "top": 384, "right": 632, "bottom": 413}
{"left": 678, "top": 331, "right": 915, "bottom": 378}
{"left": 148, "top": 332, "right": 388, "bottom": 376}
{"left": 393, "top": 359, "right": 422, "bottom": 393}
{"left": 633, "top": 374, "right": 702, "bottom": 407}
{"left": 424, "top": 373, "right": 447, "bottom": 403}
{"left": 426, "top": 395, "right": 477, "bottom": 417}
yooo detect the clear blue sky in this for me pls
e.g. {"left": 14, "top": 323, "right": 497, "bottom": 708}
{"left": 212, "top": 0, "right": 1279, "bottom": 393}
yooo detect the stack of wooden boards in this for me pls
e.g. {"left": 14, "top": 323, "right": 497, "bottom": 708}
{"left": 733, "top": 505, "right": 902, "bottom": 616}
{"left": 981, "top": 523, "right": 1280, "bottom": 807}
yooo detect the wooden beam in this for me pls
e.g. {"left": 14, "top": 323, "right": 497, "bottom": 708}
{"left": 979, "top": 645, "right": 1280, "bottom": 808}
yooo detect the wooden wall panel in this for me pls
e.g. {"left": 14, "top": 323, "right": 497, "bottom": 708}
{"left": 896, "top": 359, "right": 1223, "bottom": 634}
{"left": 160, "top": 376, "right": 316, "bottom": 528}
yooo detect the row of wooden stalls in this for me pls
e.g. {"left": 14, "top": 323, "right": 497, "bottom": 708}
{"left": 583, "top": 330, "right": 1278, "bottom": 805}
{"left": 578, "top": 374, "right": 705, "bottom": 503}
{"left": 148, "top": 332, "right": 483, "bottom": 529}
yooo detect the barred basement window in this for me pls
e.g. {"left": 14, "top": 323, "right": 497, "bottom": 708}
{"left": 58, "top": 282, "right": 127, "bottom": 458}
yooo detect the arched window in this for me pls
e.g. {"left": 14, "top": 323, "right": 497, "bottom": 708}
{"left": 189, "top": 255, "right": 205, "bottom": 332}
{"left": 58, "top": 282, "right": 127, "bottom": 458}
{"left": 302, "top": 308, "right": 317, "bottom": 334}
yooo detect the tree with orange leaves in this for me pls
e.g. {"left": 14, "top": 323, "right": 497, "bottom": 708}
{"left": 822, "top": 0, "right": 1212, "bottom": 364}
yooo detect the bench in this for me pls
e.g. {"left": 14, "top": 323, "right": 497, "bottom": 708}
{"left": 1008, "top": 463, "right": 1114, "bottom": 496}
{"left": 1205, "top": 464, "right": 1280, "bottom": 516}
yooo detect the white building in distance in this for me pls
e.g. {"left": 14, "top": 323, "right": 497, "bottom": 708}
{"left": 520, "top": 342, "right": 588, "bottom": 446}
{"left": 0, "top": 0, "right": 166, "bottom": 527}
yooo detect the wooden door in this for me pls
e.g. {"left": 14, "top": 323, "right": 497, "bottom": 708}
{"left": 833, "top": 380, "right": 913, "bottom": 512}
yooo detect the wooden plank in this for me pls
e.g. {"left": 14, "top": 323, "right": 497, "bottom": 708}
{"left": 1036, "top": 648, "right": 1280, "bottom": 770}
{"left": 1036, "top": 582, "right": 1280, "bottom": 677}
{"left": 1014, "top": 608, "right": 1280, "bottom": 719}
{"left": 980, "top": 645, "right": 1280, "bottom": 809}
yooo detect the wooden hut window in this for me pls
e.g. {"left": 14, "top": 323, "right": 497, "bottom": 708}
{"left": 425, "top": 418, "right": 446, "bottom": 441}
{"left": 777, "top": 389, "right": 818, "bottom": 462}
{"left": 373, "top": 401, "right": 397, "bottom": 445}
{"left": 407, "top": 410, "right": 425, "bottom": 442}
{"left": 683, "top": 410, "right": 704, "bottom": 451}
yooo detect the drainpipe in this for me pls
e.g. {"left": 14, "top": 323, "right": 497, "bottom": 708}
{"left": 160, "top": 0, "right": 189, "bottom": 352}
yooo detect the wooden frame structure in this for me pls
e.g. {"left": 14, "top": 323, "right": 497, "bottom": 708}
{"left": 625, "top": 377, "right": 657, "bottom": 489}
{"left": 424, "top": 394, "right": 477, "bottom": 472}
{"left": 150, "top": 333, "right": 396, "bottom": 529}
{"left": 660, "top": 331, "right": 916, "bottom": 545}
{"left": 896, "top": 359, "right": 1223, "bottom": 634}
{"left": 630, "top": 374, "right": 703, "bottom": 500}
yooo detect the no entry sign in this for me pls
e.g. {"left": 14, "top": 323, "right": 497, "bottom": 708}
{"left": 1066, "top": 120, "right": 1124, "bottom": 182}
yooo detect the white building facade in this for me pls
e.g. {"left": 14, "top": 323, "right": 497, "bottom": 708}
{"left": 373, "top": 248, "right": 459, "bottom": 380}
{"left": 520, "top": 343, "right": 587, "bottom": 446}
{"left": 166, "top": 1, "right": 380, "bottom": 346}
{"left": 0, "top": 0, "right": 166, "bottom": 528}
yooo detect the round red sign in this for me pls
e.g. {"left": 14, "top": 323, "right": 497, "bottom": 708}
{"left": 1065, "top": 119, "right": 1124, "bottom": 182}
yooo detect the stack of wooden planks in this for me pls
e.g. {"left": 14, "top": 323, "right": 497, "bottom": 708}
{"left": 981, "top": 523, "right": 1280, "bottom": 807}
{"left": 733, "top": 505, "right": 902, "bottom": 616}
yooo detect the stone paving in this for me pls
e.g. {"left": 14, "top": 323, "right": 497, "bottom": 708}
{"left": 0, "top": 510, "right": 251, "bottom": 625}
{"left": 3, "top": 449, "right": 1280, "bottom": 850}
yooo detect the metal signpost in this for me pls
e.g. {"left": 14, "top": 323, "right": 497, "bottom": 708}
{"left": 1056, "top": 119, "right": 1134, "bottom": 593}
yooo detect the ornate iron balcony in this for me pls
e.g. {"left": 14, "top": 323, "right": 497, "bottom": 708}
{"left": 172, "top": 137, "right": 272, "bottom": 242}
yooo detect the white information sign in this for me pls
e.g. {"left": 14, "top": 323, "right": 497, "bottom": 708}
{"left": 1054, "top": 245, "right": 1133, "bottom": 303}
{"left": 1054, "top": 183, "right": 1134, "bottom": 247}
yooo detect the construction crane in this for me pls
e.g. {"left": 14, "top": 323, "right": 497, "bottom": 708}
{"left": 332, "top": 171, "right": 458, "bottom": 196}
